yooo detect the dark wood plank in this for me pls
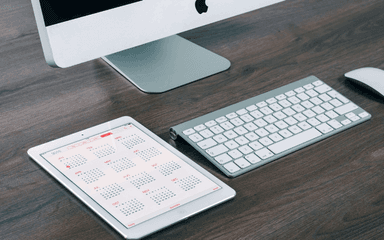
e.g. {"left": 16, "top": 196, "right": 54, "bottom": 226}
{"left": 1, "top": 0, "right": 384, "bottom": 239}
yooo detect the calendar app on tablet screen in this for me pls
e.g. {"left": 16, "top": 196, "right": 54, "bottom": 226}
{"left": 41, "top": 123, "right": 220, "bottom": 228}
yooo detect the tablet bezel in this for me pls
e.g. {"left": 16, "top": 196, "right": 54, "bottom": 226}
{"left": 27, "top": 116, "right": 236, "bottom": 239}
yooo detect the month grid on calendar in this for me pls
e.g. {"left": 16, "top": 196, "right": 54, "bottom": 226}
{"left": 41, "top": 123, "right": 220, "bottom": 228}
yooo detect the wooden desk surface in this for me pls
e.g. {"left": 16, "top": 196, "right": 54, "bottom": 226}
{"left": 1, "top": 0, "right": 384, "bottom": 239}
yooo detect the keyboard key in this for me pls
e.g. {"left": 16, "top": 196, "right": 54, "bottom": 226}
{"left": 344, "top": 112, "right": 354, "bottom": 118}
{"left": 312, "top": 106, "right": 325, "bottom": 114}
{"left": 359, "top": 112, "right": 369, "bottom": 118}
{"left": 275, "top": 120, "right": 288, "bottom": 129}
{"left": 228, "top": 149, "right": 242, "bottom": 159}
{"left": 313, "top": 80, "right": 323, "bottom": 86}
{"left": 238, "top": 145, "right": 253, "bottom": 154}
{"left": 321, "top": 102, "right": 334, "bottom": 111}
{"left": 327, "top": 90, "right": 337, "bottom": 98}
{"left": 279, "top": 129, "right": 293, "bottom": 138}
{"left": 224, "top": 140, "right": 239, "bottom": 149}
{"left": 255, "top": 148, "right": 274, "bottom": 159}
{"left": 316, "top": 114, "right": 330, "bottom": 122}
{"left": 234, "top": 136, "right": 249, "bottom": 145}
{"left": 259, "top": 137, "right": 274, "bottom": 146}
{"left": 197, "top": 138, "right": 217, "bottom": 149}
{"left": 234, "top": 126, "right": 248, "bottom": 135}
{"left": 347, "top": 113, "right": 359, "bottom": 121}
{"left": 268, "top": 128, "right": 322, "bottom": 154}
{"left": 314, "top": 84, "right": 331, "bottom": 93}
{"left": 221, "top": 121, "right": 235, "bottom": 130}
{"left": 215, "top": 116, "right": 227, "bottom": 123}
{"left": 250, "top": 110, "right": 264, "bottom": 119}
{"left": 246, "top": 105, "right": 258, "bottom": 111}
{"left": 244, "top": 122, "right": 258, "bottom": 131}
{"left": 301, "top": 100, "right": 315, "bottom": 109}
{"left": 249, "top": 141, "right": 263, "bottom": 150}
{"left": 273, "top": 111, "right": 287, "bottom": 120}
{"left": 316, "top": 123, "right": 333, "bottom": 134}
{"left": 303, "top": 109, "right": 316, "bottom": 118}
{"left": 276, "top": 94, "right": 286, "bottom": 100}
{"left": 245, "top": 153, "right": 261, "bottom": 164}
{"left": 236, "top": 109, "right": 248, "bottom": 115}
{"left": 297, "top": 93, "right": 310, "bottom": 100}
{"left": 189, "top": 133, "right": 204, "bottom": 142}
{"left": 292, "top": 104, "right": 305, "bottom": 112}
{"left": 260, "top": 107, "right": 273, "bottom": 115}
{"left": 210, "top": 125, "right": 224, "bottom": 134}
{"left": 327, "top": 119, "right": 342, "bottom": 129}
{"left": 319, "top": 93, "right": 332, "bottom": 102}
{"left": 325, "top": 110, "right": 338, "bottom": 119}
{"left": 304, "top": 83, "right": 314, "bottom": 89}
{"left": 205, "top": 120, "right": 217, "bottom": 127}
{"left": 298, "top": 121, "right": 311, "bottom": 130}
{"left": 285, "top": 90, "right": 296, "bottom": 97}
{"left": 226, "top": 112, "right": 237, "bottom": 119}
{"left": 334, "top": 102, "right": 358, "bottom": 115}
{"left": 265, "top": 124, "right": 279, "bottom": 133}
{"left": 235, "top": 158, "right": 251, "bottom": 168}
{"left": 240, "top": 114, "right": 254, "bottom": 122}
{"left": 310, "top": 97, "right": 323, "bottom": 105}
{"left": 279, "top": 100, "right": 292, "bottom": 107}
{"left": 223, "top": 162, "right": 240, "bottom": 173}
{"left": 288, "top": 96, "right": 300, "bottom": 104}
{"left": 244, "top": 132, "right": 259, "bottom": 141}
{"left": 306, "top": 89, "right": 318, "bottom": 97}
{"left": 282, "top": 107, "right": 296, "bottom": 116}
{"left": 269, "top": 133, "right": 283, "bottom": 142}
{"left": 266, "top": 97, "right": 277, "bottom": 104}
{"left": 329, "top": 99, "right": 343, "bottom": 107}
{"left": 284, "top": 117, "right": 298, "bottom": 125}
{"left": 329, "top": 91, "right": 349, "bottom": 105}
{"left": 183, "top": 128, "right": 195, "bottom": 135}
{"left": 293, "top": 113, "right": 307, "bottom": 122}
{"left": 224, "top": 130, "right": 238, "bottom": 139}
{"left": 213, "top": 134, "right": 228, "bottom": 143}
{"left": 200, "top": 129, "right": 214, "bottom": 138}
{"left": 288, "top": 125, "right": 302, "bottom": 134}
{"left": 194, "top": 124, "right": 206, "bottom": 131}
{"left": 294, "top": 87, "right": 305, "bottom": 93}
{"left": 255, "top": 128, "right": 269, "bottom": 137}
{"left": 307, "top": 118, "right": 321, "bottom": 126}
{"left": 230, "top": 117, "right": 245, "bottom": 126}
{"left": 270, "top": 103, "right": 283, "bottom": 111}
{"left": 335, "top": 93, "right": 350, "bottom": 104}
{"left": 215, "top": 153, "right": 232, "bottom": 164}
{"left": 264, "top": 115, "right": 278, "bottom": 123}
{"left": 341, "top": 119, "right": 352, "bottom": 125}
{"left": 350, "top": 116, "right": 360, "bottom": 122}
{"left": 206, "top": 144, "right": 229, "bottom": 157}
{"left": 254, "top": 119, "right": 268, "bottom": 127}
{"left": 257, "top": 101, "right": 267, "bottom": 108}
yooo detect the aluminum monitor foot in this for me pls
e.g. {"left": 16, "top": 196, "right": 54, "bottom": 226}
{"left": 102, "top": 35, "right": 231, "bottom": 93}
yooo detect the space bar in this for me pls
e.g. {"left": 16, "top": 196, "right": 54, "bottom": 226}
{"left": 268, "top": 128, "right": 322, "bottom": 154}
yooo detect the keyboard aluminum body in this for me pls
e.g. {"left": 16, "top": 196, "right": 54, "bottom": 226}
{"left": 170, "top": 76, "right": 371, "bottom": 177}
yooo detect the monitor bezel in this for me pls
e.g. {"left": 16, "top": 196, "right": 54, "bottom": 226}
{"left": 31, "top": 0, "right": 284, "bottom": 68}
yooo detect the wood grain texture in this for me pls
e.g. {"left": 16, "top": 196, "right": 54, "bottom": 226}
{"left": 1, "top": 0, "right": 384, "bottom": 239}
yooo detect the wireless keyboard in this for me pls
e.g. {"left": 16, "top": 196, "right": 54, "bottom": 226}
{"left": 170, "top": 76, "right": 371, "bottom": 177}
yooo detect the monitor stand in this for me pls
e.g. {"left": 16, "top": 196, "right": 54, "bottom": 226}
{"left": 102, "top": 35, "right": 231, "bottom": 93}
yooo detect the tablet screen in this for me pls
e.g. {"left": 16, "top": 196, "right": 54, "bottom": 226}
{"left": 41, "top": 123, "right": 220, "bottom": 228}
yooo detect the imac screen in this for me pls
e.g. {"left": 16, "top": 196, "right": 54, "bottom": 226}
{"left": 40, "top": 0, "right": 142, "bottom": 26}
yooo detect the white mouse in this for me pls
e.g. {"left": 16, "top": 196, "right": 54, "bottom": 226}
{"left": 344, "top": 67, "right": 384, "bottom": 98}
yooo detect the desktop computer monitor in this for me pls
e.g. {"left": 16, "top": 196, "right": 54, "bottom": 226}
{"left": 31, "top": 0, "right": 284, "bottom": 93}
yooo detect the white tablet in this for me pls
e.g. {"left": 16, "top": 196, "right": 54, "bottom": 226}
{"left": 28, "top": 116, "right": 235, "bottom": 239}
